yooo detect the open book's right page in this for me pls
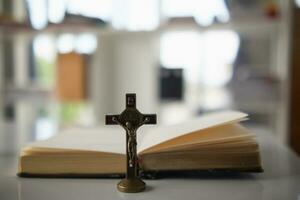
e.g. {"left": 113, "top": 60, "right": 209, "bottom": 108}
{"left": 138, "top": 111, "right": 248, "bottom": 153}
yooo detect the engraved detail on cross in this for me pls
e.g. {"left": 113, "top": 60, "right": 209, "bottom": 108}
{"left": 105, "top": 93, "right": 157, "bottom": 193}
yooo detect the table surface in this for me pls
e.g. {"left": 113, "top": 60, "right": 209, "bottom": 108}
{"left": 1, "top": 130, "right": 300, "bottom": 200}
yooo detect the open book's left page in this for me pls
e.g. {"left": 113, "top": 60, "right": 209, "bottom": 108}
{"left": 24, "top": 127, "right": 127, "bottom": 155}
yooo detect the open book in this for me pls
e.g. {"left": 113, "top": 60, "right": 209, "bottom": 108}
{"left": 18, "top": 111, "right": 263, "bottom": 177}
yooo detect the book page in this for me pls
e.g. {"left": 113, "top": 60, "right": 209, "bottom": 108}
{"left": 25, "top": 127, "right": 127, "bottom": 154}
{"left": 139, "top": 124, "right": 254, "bottom": 154}
{"left": 138, "top": 110, "right": 248, "bottom": 152}
{"left": 24, "top": 126, "right": 153, "bottom": 155}
{"left": 24, "top": 111, "right": 247, "bottom": 155}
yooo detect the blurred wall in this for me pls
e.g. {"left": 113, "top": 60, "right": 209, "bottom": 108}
{"left": 91, "top": 32, "right": 159, "bottom": 123}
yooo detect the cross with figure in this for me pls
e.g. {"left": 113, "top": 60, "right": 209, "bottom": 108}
{"left": 105, "top": 93, "right": 157, "bottom": 193}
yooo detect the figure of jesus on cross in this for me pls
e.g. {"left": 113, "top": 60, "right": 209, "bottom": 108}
{"left": 105, "top": 93, "right": 157, "bottom": 193}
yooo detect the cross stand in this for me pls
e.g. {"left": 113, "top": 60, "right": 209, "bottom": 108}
{"left": 105, "top": 93, "right": 157, "bottom": 193}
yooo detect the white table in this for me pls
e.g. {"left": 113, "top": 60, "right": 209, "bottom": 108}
{"left": 1, "top": 131, "right": 300, "bottom": 200}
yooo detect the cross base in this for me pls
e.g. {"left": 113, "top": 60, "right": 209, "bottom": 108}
{"left": 117, "top": 178, "right": 146, "bottom": 193}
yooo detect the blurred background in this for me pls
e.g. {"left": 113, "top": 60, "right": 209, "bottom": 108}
{"left": 0, "top": 0, "right": 299, "bottom": 155}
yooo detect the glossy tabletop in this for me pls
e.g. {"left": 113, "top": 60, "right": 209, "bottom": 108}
{"left": 1, "top": 130, "right": 300, "bottom": 200}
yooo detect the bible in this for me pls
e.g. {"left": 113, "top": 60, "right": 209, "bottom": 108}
{"left": 18, "top": 111, "right": 263, "bottom": 178}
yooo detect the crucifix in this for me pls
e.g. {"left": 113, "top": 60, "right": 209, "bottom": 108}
{"left": 105, "top": 93, "right": 157, "bottom": 193}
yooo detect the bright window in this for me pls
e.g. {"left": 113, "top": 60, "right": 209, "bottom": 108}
{"left": 160, "top": 30, "right": 240, "bottom": 86}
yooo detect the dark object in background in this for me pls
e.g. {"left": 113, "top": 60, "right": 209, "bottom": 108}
{"left": 4, "top": 104, "right": 15, "bottom": 121}
{"left": 159, "top": 67, "right": 184, "bottom": 101}
{"left": 59, "top": 13, "right": 107, "bottom": 26}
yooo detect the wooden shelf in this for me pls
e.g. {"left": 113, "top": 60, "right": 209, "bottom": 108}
{"left": 0, "top": 17, "right": 280, "bottom": 38}
{"left": 162, "top": 18, "right": 279, "bottom": 35}
{"left": 1, "top": 86, "right": 53, "bottom": 102}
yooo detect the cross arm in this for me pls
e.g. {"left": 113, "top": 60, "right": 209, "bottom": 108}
{"left": 142, "top": 114, "right": 157, "bottom": 124}
{"left": 105, "top": 115, "right": 119, "bottom": 125}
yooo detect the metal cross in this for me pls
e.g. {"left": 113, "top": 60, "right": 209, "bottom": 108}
{"left": 105, "top": 93, "right": 157, "bottom": 193}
